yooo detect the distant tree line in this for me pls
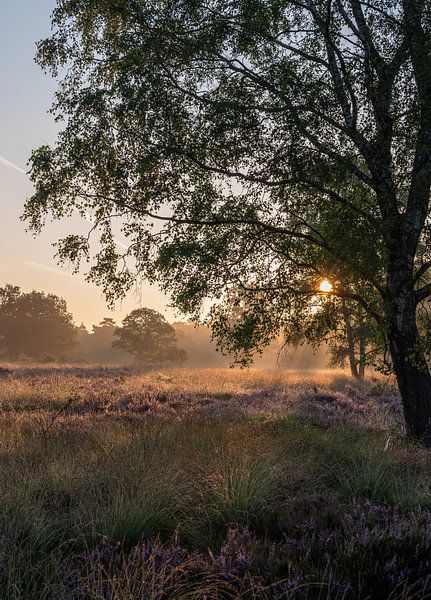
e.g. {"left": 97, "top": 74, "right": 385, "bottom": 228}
{"left": 0, "top": 286, "right": 186, "bottom": 367}
{"left": 0, "top": 284, "right": 332, "bottom": 369}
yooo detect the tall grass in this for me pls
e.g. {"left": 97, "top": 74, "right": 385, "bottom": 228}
{"left": 0, "top": 367, "right": 428, "bottom": 598}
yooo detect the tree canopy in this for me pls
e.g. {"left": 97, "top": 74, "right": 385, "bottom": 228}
{"left": 25, "top": 0, "right": 431, "bottom": 443}
{"left": 0, "top": 285, "right": 76, "bottom": 361}
{"left": 113, "top": 308, "right": 186, "bottom": 366}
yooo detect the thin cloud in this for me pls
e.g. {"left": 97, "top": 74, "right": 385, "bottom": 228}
{"left": 0, "top": 156, "right": 27, "bottom": 175}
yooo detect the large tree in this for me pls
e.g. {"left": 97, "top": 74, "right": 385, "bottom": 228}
{"left": 25, "top": 0, "right": 431, "bottom": 443}
{"left": 0, "top": 285, "right": 76, "bottom": 361}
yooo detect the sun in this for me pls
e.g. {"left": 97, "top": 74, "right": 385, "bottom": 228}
{"left": 319, "top": 279, "right": 333, "bottom": 293}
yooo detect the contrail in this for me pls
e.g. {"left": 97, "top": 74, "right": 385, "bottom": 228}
{"left": 0, "top": 156, "right": 27, "bottom": 175}
{"left": 0, "top": 154, "right": 128, "bottom": 251}
{"left": 24, "top": 261, "right": 74, "bottom": 277}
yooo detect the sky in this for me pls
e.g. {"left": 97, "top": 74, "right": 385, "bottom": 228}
{"left": 0, "top": 1, "right": 172, "bottom": 328}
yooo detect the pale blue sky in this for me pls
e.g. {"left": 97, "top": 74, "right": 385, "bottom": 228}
{"left": 0, "top": 1, "right": 171, "bottom": 327}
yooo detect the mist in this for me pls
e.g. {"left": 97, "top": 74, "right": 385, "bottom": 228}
{"left": 0, "top": 283, "right": 331, "bottom": 370}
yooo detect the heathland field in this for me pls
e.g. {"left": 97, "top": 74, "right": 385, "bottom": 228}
{"left": 0, "top": 367, "right": 430, "bottom": 599}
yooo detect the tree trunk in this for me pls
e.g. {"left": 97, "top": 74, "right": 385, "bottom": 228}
{"left": 358, "top": 338, "right": 366, "bottom": 380}
{"left": 388, "top": 286, "right": 431, "bottom": 446}
{"left": 341, "top": 299, "right": 359, "bottom": 379}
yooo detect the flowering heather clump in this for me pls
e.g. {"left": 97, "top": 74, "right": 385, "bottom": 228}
{"left": 5, "top": 507, "right": 429, "bottom": 599}
{"left": 280, "top": 500, "right": 431, "bottom": 597}
{"left": 291, "top": 383, "right": 405, "bottom": 432}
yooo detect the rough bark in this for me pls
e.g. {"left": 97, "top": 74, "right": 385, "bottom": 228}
{"left": 358, "top": 338, "right": 366, "bottom": 380}
{"left": 389, "top": 322, "right": 431, "bottom": 445}
{"left": 388, "top": 257, "right": 431, "bottom": 446}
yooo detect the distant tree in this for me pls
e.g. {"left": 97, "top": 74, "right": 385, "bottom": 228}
{"left": 89, "top": 317, "right": 124, "bottom": 362}
{"left": 328, "top": 302, "right": 375, "bottom": 379}
{"left": 25, "top": 1, "right": 431, "bottom": 444}
{"left": 77, "top": 322, "right": 88, "bottom": 337}
{"left": 97, "top": 317, "right": 116, "bottom": 329}
{"left": 282, "top": 296, "right": 378, "bottom": 379}
{"left": 0, "top": 285, "right": 76, "bottom": 361}
{"left": 113, "top": 309, "right": 186, "bottom": 366}
{"left": 91, "top": 317, "right": 117, "bottom": 344}
{"left": 76, "top": 317, "right": 131, "bottom": 364}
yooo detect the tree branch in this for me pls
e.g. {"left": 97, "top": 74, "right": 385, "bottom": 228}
{"left": 416, "top": 283, "right": 431, "bottom": 304}
{"left": 414, "top": 260, "right": 431, "bottom": 283}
